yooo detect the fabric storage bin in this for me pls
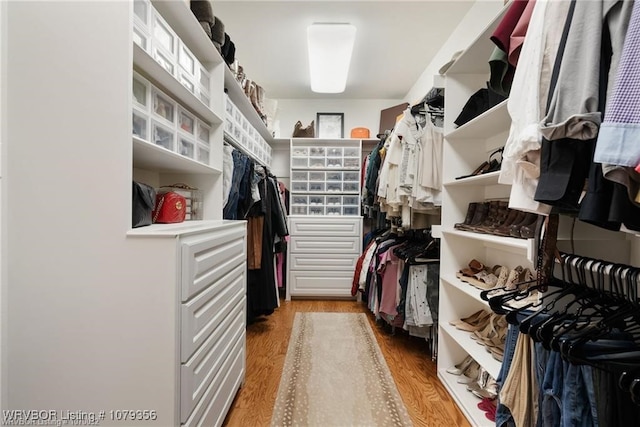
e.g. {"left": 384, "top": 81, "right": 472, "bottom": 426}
{"left": 344, "top": 147, "right": 359, "bottom": 157}
{"left": 291, "top": 182, "right": 308, "bottom": 192}
{"left": 326, "top": 206, "right": 341, "bottom": 216}
{"left": 327, "top": 147, "right": 342, "bottom": 157}
{"left": 132, "top": 109, "right": 149, "bottom": 140}
{"left": 309, "top": 182, "right": 325, "bottom": 192}
{"left": 152, "top": 10, "right": 177, "bottom": 58}
{"left": 309, "top": 171, "right": 325, "bottom": 181}
{"left": 197, "top": 121, "right": 210, "bottom": 145}
{"left": 310, "top": 147, "right": 325, "bottom": 156}
{"left": 309, "top": 157, "right": 326, "bottom": 168}
{"left": 326, "top": 182, "right": 342, "bottom": 192}
{"left": 179, "top": 108, "right": 195, "bottom": 135}
{"left": 292, "top": 171, "right": 308, "bottom": 181}
{"left": 344, "top": 158, "right": 359, "bottom": 168}
{"left": 343, "top": 172, "right": 359, "bottom": 182}
{"left": 309, "top": 206, "right": 324, "bottom": 215}
{"left": 291, "top": 206, "right": 308, "bottom": 215}
{"left": 343, "top": 196, "right": 359, "bottom": 205}
{"left": 197, "top": 143, "right": 210, "bottom": 165}
{"left": 153, "top": 89, "right": 175, "bottom": 124}
{"left": 291, "top": 157, "right": 307, "bottom": 168}
{"left": 151, "top": 119, "right": 175, "bottom": 151}
{"left": 179, "top": 137, "right": 196, "bottom": 159}
{"left": 326, "top": 172, "right": 342, "bottom": 181}
{"left": 326, "top": 158, "right": 342, "bottom": 168}
{"left": 309, "top": 196, "right": 324, "bottom": 206}
{"left": 132, "top": 73, "right": 150, "bottom": 110}
{"left": 292, "top": 147, "right": 308, "bottom": 156}
{"left": 343, "top": 182, "right": 359, "bottom": 192}
{"left": 292, "top": 196, "right": 308, "bottom": 206}
{"left": 343, "top": 206, "right": 359, "bottom": 216}
{"left": 326, "top": 196, "right": 341, "bottom": 206}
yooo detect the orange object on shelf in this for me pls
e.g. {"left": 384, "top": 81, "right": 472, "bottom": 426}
{"left": 350, "top": 127, "right": 370, "bottom": 138}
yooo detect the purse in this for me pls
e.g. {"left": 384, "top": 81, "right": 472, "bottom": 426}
{"left": 292, "top": 120, "right": 314, "bottom": 138}
{"left": 132, "top": 181, "right": 156, "bottom": 228}
{"left": 152, "top": 191, "right": 187, "bottom": 224}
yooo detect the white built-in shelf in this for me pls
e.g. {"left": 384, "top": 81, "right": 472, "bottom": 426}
{"left": 445, "top": 100, "right": 509, "bottom": 142}
{"left": 133, "top": 44, "right": 223, "bottom": 125}
{"left": 442, "top": 274, "right": 489, "bottom": 307}
{"left": 150, "top": 0, "right": 223, "bottom": 66}
{"left": 440, "top": 323, "right": 501, "bottom": 379}
{"left": 442, "top": 229, "right": 535, "bottom": 260}
{"left": 444, "top": 171, "right": 501, "bottom": 187}
{"left": 271, "top": 138, "right": 291, "bottom": 148}
{"left": 132, "top": 136, "right": 221, "bottom": 174}
{"left": 126, "top": 220, "right": 234, "bottom": 237}
{"left": 291, "top": 168, "right": 360, "bottom": 172}
{"left": 444, "top": 2, "right": 510, "bottom": 76}
{"left": 290, "top": 138, "right": 362, "bottom": 146}
{"left": 437, "top": 370, "right": 495, "bottom": 427}
{"left": 223, "top": 66, "right": 274, "bottom": 144}
{"left": 223, "top": 131, "right": 269, "bottom": 167}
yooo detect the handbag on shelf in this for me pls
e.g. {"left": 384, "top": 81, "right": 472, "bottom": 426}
{"left": 292, "top": 120, "right": 314, "bottom": 138}
{"left": 152, "top": 191, "right": 187, "bottom": 224}
{"left": 132, "top": 181, "right": 156, "bottom": 228}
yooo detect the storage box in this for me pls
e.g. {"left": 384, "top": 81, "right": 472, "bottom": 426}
{"left": 343, "top": 182, "right": 359, "bottom": 192}
{"left": 327, "top": 147, "right": 342, "bottom": 157}
{"left": 151, "top": 119, "right": 175, "bottom": 151}
{"left": 198, "top": 90, "right": 210, "bottom": 108}
{"left": 178, "top": 107, "right": 195, "bottom": 135}
{"left": 343, "top": 172, "right": 359, "bottom": 182}
{"left": 309, "top": 206, "right": 324, "bottom": 215}
{"left": 198, "top": 65, "right": 210, "bottom": 94}
{"left": 309, "top": 157, "right": 326, "bottom": 168}
{"left": 326, "top": 206, "right": 341, "bottom": 216}
{"left": 151, "top": 45, "right": 175, "bottom": 76}
{"left": 344, "top": 158, "right": 359, "bottom": 169}
{"left": 196, "top": 120, "right": 210, "bottom": 145}
{"left": 153, "top": 89, "right": 176, "bottom": 124}
{"left": 291, "top": 206, "right": 308, "bottom": 215}
{"left": 197, "top": 143, "right": 210, "bottom": 165}
{"left": 344, "top": 147, "right": 359, "bottom": 157}
{"left": 178, "top": 41, "right": 197, "bottom": 79}
{"left": 291, "top": 157, "right": 307, "bottom": 168}
{"left": 133, "top": 24, "right": 151, "bottom": 52}
{"left": 292, "top": 171, "right": 308, "bottom": 181}
{"left": 224, "top": 117, "right": 234, "bottom": 134}
{"left": 291, "top": 182, "right": 308, "bottom": 192}
{"left": 132, "top": 109, "right": 149, "bottom": 140}
{"left": 326, "top": 196, "right": 341, "bottom": 206}
{"left": 343, "top": 196, "right": 359, "bottom": 206}
{"left": 132, "top": 73, "right": 150, "bottom": 110}
{"left": 326, "top": 158, "right": 342, "bottom": 168}
{"left": 343, "top": 206, "right": 359, "bottom": 216}
{"left": 179, "top": 137, "right": 196, "bottom": 159}
{"left": 292, "top": 196, "right": 308, "bottom": 206}
{"left": 309, "top": 182, "right": 325, "bottom": 192}
{"left": 152, "top": 10, "right": 177, "bottom": 58}
{"left": 326, "top": 172, "right": 342, "bottom": 182}
{"left": 133, "top": 0, "right": 150, "bottom": 27}
{"left": 326, "top": 182, "right": 342, "bottom": 192}
{"left": 310, "top": 147, "right": 325, "bottom": 156}
{"left": 178, "top": 70, "right": 196, "bottom": 95}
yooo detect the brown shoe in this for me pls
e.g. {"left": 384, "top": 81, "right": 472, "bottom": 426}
{"left": 476, "top": 201, "right": 509, "bottom": 233}
{"left": 470, "top": 201, "right": 500, "bottom": 232}
{"left": 458, "top": 202, "right": 489, "bottom": 231}
{"left": 492, "top": 209, "right": 521, "bottom": 236}
{"left": 519, "top": 214, "right": 541, "bottom": 239}
{"left": 509, "top": 212, "right": 538, "bottom": 238}
{"left": 454, "top": 203, "right": 478, "bottom": 230}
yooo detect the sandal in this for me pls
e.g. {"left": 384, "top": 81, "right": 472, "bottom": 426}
{"left": 450, "top": 310, "right": 491, "bottom": 332}
{"left": 465, "top": 265, "right": 504, "bottom": 290}
{"left": 456, "top": 259, "right": 485, "bottom": 281}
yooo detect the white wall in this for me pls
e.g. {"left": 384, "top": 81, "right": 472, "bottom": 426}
{"left": 0, "top": 0, "right": 4, "bottom": 413}
{"left": 404, "top": 0, "right": 504, "bottom": 103}
{"left": 275, "top": 98, "right": 403, "bottom": 139}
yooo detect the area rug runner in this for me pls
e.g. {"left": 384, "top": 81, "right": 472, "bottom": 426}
{"left": 271, "top": 312, "right": 413, "bottom": 426}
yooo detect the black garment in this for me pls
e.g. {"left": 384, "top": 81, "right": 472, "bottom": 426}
{"left": 246, "top": 175, "right": 288, "bottom": 322}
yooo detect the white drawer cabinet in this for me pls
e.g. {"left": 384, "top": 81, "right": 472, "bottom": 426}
{"left": 125, "top": 221, "right": 247, "bottom": 426}
{"left": 287, "top": 217, "right": 362, "bottom": 299}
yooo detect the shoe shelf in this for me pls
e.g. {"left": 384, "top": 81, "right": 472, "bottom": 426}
{"left": 444, "top": 171, "right": 501, "bottom": 187}
{"left": 438, "top": 369, "right": 495, "bottom": 427}
{"left": 442, "top": 229, "right": 536, "bottom": 261}
{"left": 440, "top": 323, "right": 501, "bottom": 379}
{"left": 445, "top": 100, "right": 509, "bottom": 143}
{"left": 441, "top": 273, "right": 488, "bottom": 307}
{"left": 133, "top": 136, "right": 222, "bottom": 174}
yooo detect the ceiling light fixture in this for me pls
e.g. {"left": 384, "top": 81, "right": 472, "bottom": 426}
{"left": 307, "top": 23, "right": 357, "bottom": 94}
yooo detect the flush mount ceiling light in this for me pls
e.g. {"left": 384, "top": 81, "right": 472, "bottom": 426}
{"left": 307, "top": 23, "right": 357, "bottom": 94}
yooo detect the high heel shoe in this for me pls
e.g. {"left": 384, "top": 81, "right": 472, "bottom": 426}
{"left": 445, "top": 355, "right": 474, "bottom": 375}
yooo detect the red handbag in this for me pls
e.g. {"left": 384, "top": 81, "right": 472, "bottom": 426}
{"left": 152, "top": 191, "right": 187, "bottom": 224}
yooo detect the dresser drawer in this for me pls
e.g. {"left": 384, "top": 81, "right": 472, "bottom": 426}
{"left": 181, "top": 299, "right": 245, "bottom": 423}
{"left": 289, "top": 270, "right": 354, "bottom": 297}
{"left": 182, "top": 332, "right": 244, "bottom": 427}
{"left": 290, "top": 253, "right": 359, "bottom": 270}
{"left": 180, "top": 226, "right": 246, "bottom": 301}
{"left": 289, "top": 217, "right": 361, "bottom": 236}
{"left": 181, "top": 263, "right": 245, "bottom": 362}
{"left": 290, "top": 236, "right": 360, "bottom": 254}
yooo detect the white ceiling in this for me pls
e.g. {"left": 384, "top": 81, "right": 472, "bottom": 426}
{"left": 213, "top": 1, "right": 475, "bottom": 100}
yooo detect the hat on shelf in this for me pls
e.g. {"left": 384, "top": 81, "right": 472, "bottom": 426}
{"left": 189, "top": 0, "right": 214, "bottom": 38}
{"left": 439, "top": 50, "right": 464, "bottom": 75}
{"left": 211, "top": 17, "right": 225, "bottom": 52}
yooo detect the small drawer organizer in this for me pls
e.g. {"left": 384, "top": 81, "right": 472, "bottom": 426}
{"left": 133, "top": 71, "right": 210, "bottom": 166}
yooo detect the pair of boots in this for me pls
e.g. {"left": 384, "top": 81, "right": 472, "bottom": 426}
{"left": 455, "top": 201, "right": 539, "bottom": 239}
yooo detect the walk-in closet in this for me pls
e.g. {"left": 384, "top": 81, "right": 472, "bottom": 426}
{"left": 3, "top": 1, "right": 640, "bottom": 426}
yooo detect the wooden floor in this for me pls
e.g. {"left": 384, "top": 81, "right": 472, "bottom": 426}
{"left": 223, "top": 299, "right": 470, "bottom": 427}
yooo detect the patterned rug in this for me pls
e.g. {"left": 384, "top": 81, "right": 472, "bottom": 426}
{"left": 271, "top": 312, "right": 413, "bottom": 426}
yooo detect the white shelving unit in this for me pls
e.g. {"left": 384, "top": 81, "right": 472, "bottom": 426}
{"left": 2, "top": 1, "right": 272, "bottom": 425}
